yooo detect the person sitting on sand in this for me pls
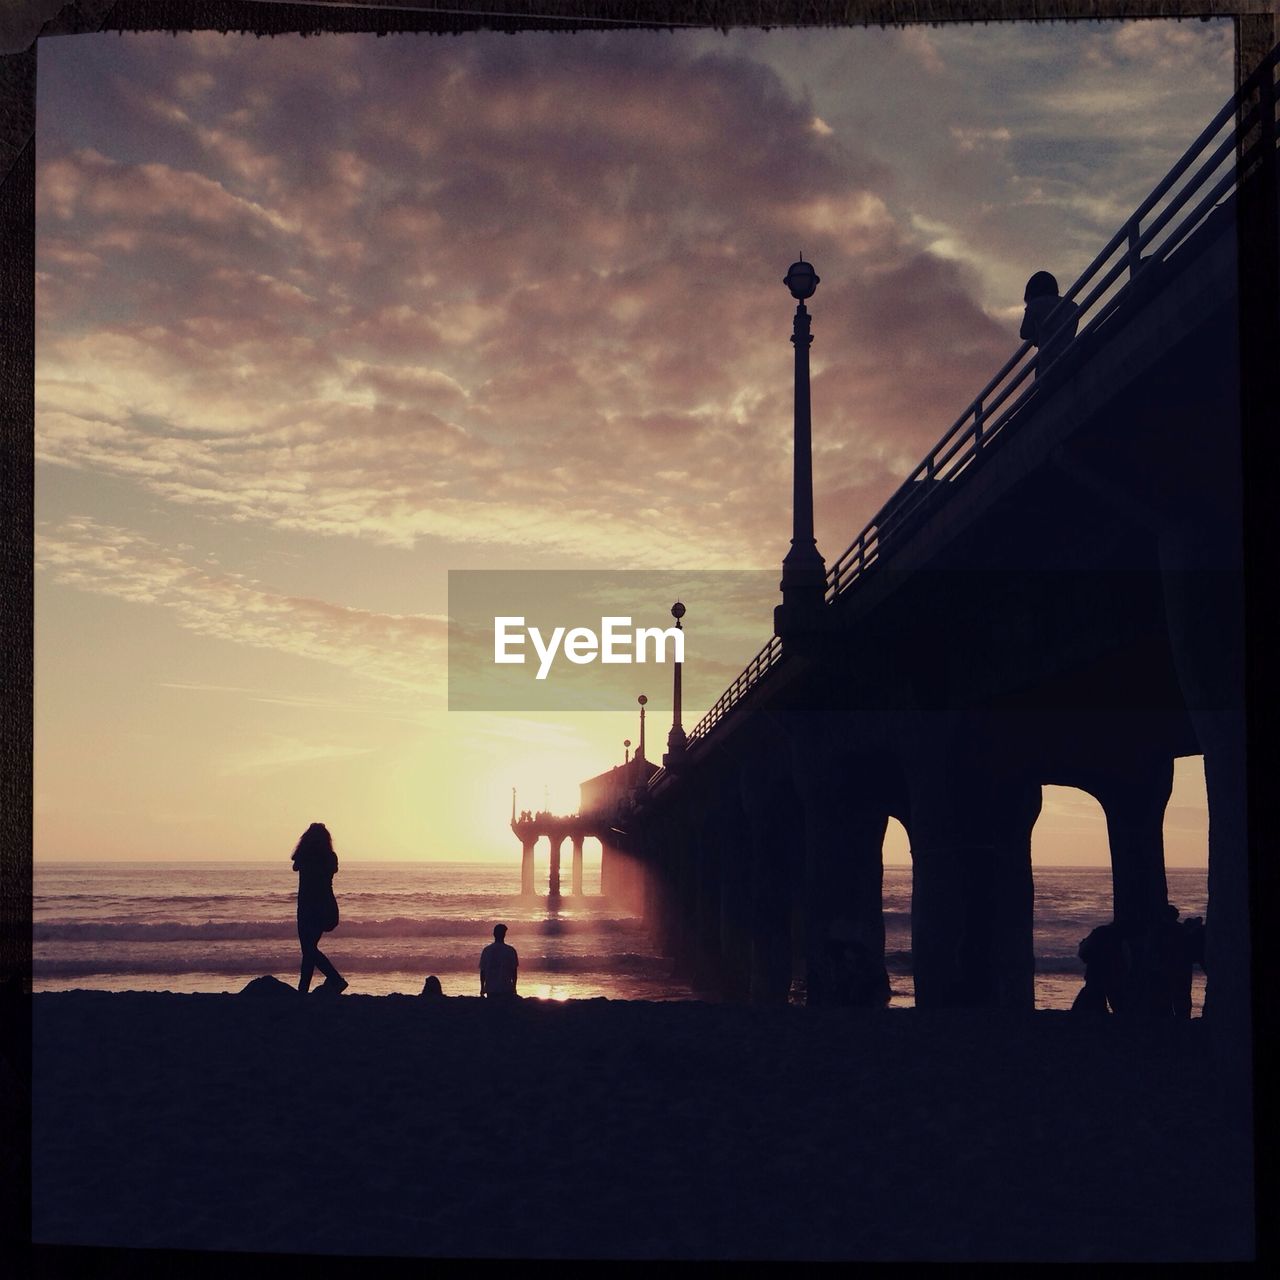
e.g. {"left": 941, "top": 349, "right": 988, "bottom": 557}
{"left": 480, "top": 923, "right": 518, "bottom": 999}
{"left": 292, "top": 822, "right": 347, "bottom": 996}
{"left": 421, "top": 974, "right": 445, "bottom": 1000}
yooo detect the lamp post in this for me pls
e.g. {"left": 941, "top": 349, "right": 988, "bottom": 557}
{"left": 664, "top": 600, "right": 687, "bottom": 770}
{"left": 636, "top": 693, "right": 648, "bottom": 762}
{"left": 774, "top": 256, "right": 828, "bottom": 642}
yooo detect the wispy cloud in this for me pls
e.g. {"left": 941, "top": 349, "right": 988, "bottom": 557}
{"left": 220, "top": 734, "right": 379, "bottom": 776}
{"left": 155, "top": 681, "right": 438, "bottom": 722}
{"left": 38, "top": 519, "right": 448, "bottom": 692}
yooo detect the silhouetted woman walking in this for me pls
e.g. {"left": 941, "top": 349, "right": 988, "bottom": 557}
{"left": 292, "top": 822, "right": 347, "bottom": 995}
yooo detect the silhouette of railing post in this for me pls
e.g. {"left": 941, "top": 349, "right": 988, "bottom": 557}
{"left": 1126, "top": 216, "right": 1143, "bottom": 279}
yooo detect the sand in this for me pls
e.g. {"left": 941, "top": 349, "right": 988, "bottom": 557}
{"left": 30, "top": 989, "right": 1253, "bottom": 1261}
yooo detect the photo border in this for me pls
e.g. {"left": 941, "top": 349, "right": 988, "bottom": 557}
{"left": 4, "top": 0, "right": 1275, "bottom": 1265}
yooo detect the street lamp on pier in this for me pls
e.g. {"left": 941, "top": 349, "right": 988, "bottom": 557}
{"left": 774, "top": 256, "right": 828, "bottom": 643}
{"left": 663, "top": 600, "right": 688, "bottom": 771}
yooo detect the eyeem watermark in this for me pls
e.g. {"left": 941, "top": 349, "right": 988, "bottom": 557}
{"left": 448, "top": 570, "right": 776, "bottom": 710}
{"left": 494, "top": 616, "right": 685, "bottom": 680}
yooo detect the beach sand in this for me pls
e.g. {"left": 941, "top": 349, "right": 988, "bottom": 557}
{"left": 31, "top": 989, "right": 1253, "bottom": 1261}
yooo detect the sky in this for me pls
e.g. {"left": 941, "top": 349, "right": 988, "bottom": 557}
{"left": 33, "top": 19, "right": 1233, "bottom": 864}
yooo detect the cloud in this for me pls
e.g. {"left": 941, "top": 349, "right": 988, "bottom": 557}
{"left": 949, "top": 125, "right": 1012, "bottom": 155}
{"left": 1099, "top": 20, "right": 1234, "bottom": 75}
{"left": 36, "top": 30, "right": 1029, "bottom": 574}
{"left": 37, "top": 519, "right": 448, "bottom": 693}
{"left": 897, "top": 27, "right": 945, "bottom": 76}
{"left": 37, "top": 148, "right": 298, "bottom": 235}
{"left": 220, "top": 734, "right": 379, "bottom": 777}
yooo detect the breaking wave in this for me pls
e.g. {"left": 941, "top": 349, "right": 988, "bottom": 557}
{"left": 34, "top": 916, "right": 644, "bottom": 943}
{"left": 33, "top": 950, "right": 666, "bottom": 978}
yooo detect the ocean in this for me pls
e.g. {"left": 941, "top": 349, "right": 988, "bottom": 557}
{"left": 32, "top": 860, "right": 1210, "bottom": 1011}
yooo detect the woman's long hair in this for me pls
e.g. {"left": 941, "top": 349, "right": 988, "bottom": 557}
{"left": 1024, "top": 270, "right": 1060, "bottom": 302}
{"left": 292, "top": 822, "right": 338, "bottom": 875}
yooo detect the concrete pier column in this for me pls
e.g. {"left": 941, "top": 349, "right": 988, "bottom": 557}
{"left": 642, "top": 820, "right": 665, "bottom": 943}
{"left": 902, "top": 716, "right": 1040, "bottom": 1009}
{"left": 520, "top": 839, "right": 536, "bottom": 897}
{"left": 667, "top": 810, "right": 703, "bottom": 980}
{"left": 650, "top": 818, "right": 673, "bottom": 953}
{"left": 648, "top": 817, "right": 689, "bottom": 964}
{"left": 657, "top": 822, "right": 682, "bottom": 965}
{"left": 805, "top": 802, "right": 891, "bottom": 1007}
{"left": 1159, "top": 526, "right": 1249, "bottom": 1131}
{"left": 611, "top": 842, "right": 646, "bottom": 916}
{"left": 627, "top": 850, "right": 649, "bottom": 918}
{"left": 785, "top": 726, "right": 892, "bottom": 1006}
{"left": 571, "top": 834, "right": 584, "bottom": 896}
{"left": 548, "top": 834, "right": 563, "bottom": 898}
{"left": 641, "top": 825, "right": 660, "bottom": 929}
{"left": 1197, "top": 715, "right": 1248, "bottom": 1014}
{"left": 738, "top": 754, "right": 796, "bottom": 1005}
{"left": 689, "top": 807, "right": 724, "bottom": 992}
{"left": 603, "top": 841, "right": 617, "bottom": 900}
{"left": 716, "top": 797, "right": 752, "bottom": 1000}
{"left": 985, "top": 781, "right": 1041, "bottom": 1011}
{"left": 601, "top": 838, "right": 640, "bottom": 908}
{"left": 1094, "top": 757, "right": 1173, "bottom": 928}
{"left": 625, "top": 848, "right": 644, "bottom": 915}
{"left": 907, "top": 784, "right": 1040, "bottom": 1009}
{"left": 751, "top": 811, "right": 798, "bottom": 1005}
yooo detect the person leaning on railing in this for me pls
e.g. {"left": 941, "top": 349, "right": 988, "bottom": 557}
{"left": 1020, "top": 270, "right": 1081, "bottom": 378}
